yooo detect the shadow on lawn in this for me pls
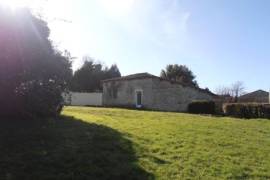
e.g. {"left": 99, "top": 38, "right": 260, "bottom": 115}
{"left": 0, "top": 116, "right": 154, "bottom": 180}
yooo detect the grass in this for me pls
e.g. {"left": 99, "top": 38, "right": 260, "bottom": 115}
{"left": 0, "top": 113, "right": 152, "bottom": 180}
{"left": 63, "top": 107, "right": 270, "bottom": 179}
{"left": 1, "top": 107, "right": 270, "bottom": 179}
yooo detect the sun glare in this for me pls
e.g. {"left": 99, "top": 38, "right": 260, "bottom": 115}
{"left": 100, "top": 0, "right": 135, "bottom": 17}
{"left": 0, "top": 0, "right": 35, "bottom": 9}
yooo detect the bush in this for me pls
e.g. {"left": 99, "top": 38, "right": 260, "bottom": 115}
{"left": 16, "top": 80, "right": 65, "bottom": 117}
{"left": 188, "top": 101, "right": 216, "bottom": 114}
{"left": 0, "top": 8, "right": 72, "bottom": 118}
{"left": 223, "top": 103, "right": 270, "bottom": 119}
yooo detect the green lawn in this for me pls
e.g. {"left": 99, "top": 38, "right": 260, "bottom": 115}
{"left": 1, "top": 107, "right": 270, "bottom": 179}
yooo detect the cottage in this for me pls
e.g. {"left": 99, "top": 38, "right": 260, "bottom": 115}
{"left": 238, "top": 90, "right": 269, "bottom": 103}
{"left": 102, "top": 73, "right": 216, "bottom": 112}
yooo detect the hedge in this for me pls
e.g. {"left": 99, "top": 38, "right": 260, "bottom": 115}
{"left": 188, "top": 101, "right": 216, "bottom": 114}
{"left": 223, "top": 103, "right": 270, "bottom": 119}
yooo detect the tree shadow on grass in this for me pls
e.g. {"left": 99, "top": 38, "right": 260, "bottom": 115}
{"left": 0, "top": 116, "right": 154, "bottom": 180}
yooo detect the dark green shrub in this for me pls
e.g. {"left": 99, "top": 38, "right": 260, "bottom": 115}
{"left": 15, "top": 80, "right": 65, "bottom": 117}
{"left": 223, "top": 103, "right": 270, "bottom": 119}
{"left": 188, "top": 101, "right": 216, "bottom": 114}
{"left": 262, "top": 104, "right": 270, "bottom": 118}
{"left": 0, "top": 8, "right": 72, "bottom": 118}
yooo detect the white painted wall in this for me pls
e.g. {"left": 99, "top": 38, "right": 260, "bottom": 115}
{"left": 63, "top": 92, "right": 102, "bottom": 106}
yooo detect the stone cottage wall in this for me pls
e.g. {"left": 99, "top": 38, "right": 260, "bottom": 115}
{"left": 102, "top": 78, "right": 154, "bottom": 108}
{"left": 151, "top": 79, "right": 213, "bottom": 112}
{"left": 103, "top": 77, "right": 214, "bottom": 112}
{"left": 238, "top": 91, "right": 269, "bottom": 103}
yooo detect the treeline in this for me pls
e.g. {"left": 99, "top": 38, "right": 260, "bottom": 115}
{"left": 71, "top": 63, "right": 201, "bottom": 93}
{"left": 70, "top": 57, "right": 121, "bottom": 92}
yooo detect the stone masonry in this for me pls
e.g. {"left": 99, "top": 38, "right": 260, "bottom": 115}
{"left": 102, "top": 73, "right": 215, "bottom": 112}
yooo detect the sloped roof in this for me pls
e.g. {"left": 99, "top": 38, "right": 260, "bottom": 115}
{"left": 102, "top": 73, "right": 156, "bottom": 82}
{"left": 239, "top": 90, "right": 269, "bottom": 99}
{"left": 102, "top": 72, "right": 217, "bottom": 96}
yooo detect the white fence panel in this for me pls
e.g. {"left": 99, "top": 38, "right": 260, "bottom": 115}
{"left": 63, "top": 92, "right": 102, "bottom": 106}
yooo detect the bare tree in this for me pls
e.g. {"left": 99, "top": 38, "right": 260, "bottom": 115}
{"left": 215, "top": 86, "right": 232, "bottom": 96}
{"left": 215, "top": 81, "right": 245, "bottom": 102}
{"left": 231, "top": 81, "right": 245, "bottom": 102}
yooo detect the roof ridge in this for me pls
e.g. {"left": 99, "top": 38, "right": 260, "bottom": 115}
{"left": 102, "top": 72, "right": 158, "bottom": 82}
{"left": 102, "top": 72, "right": 217, "bottom": 97}
{"left": 240, "top": 89, "right": 269, "bottom": 98}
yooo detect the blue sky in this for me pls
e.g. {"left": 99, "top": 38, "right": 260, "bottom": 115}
{"left": 41, "top": 0, "right": 270, "bottom": 92}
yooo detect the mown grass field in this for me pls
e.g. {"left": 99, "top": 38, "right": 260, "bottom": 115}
{"left": 63, "top": 107, "right": 270, "bottom": 179}
{"left": 1, "top": 106, "right": 270, "bottom": 179}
